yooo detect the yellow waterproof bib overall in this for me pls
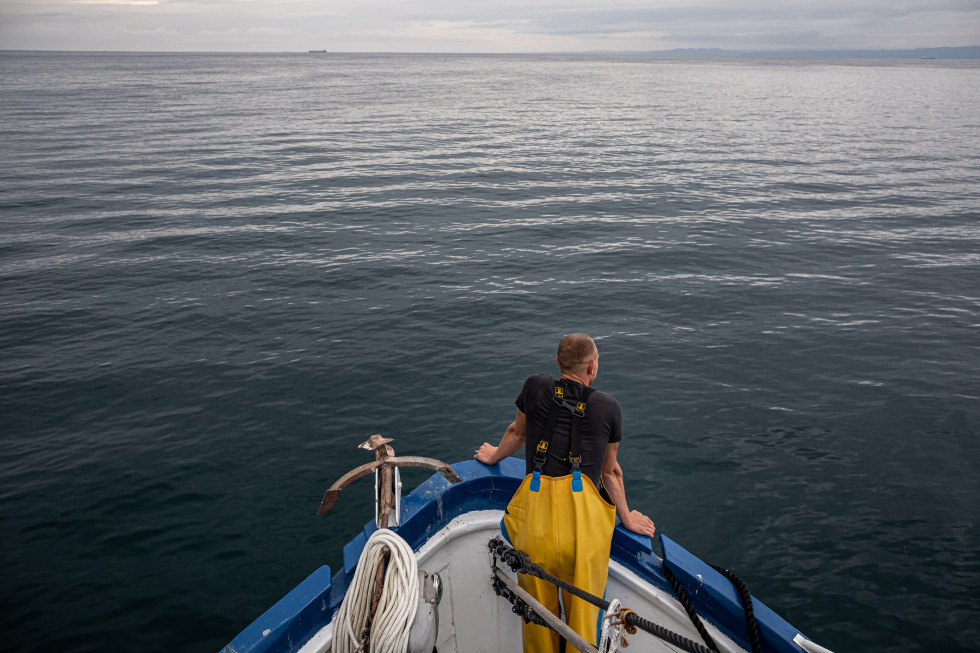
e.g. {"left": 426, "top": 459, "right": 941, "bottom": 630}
{"left": 502, "top": 381, "right": 617, "bottom": 652}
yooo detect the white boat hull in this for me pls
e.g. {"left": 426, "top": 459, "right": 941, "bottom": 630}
{"left": 300, "top": 510, "right": 747, "bottom": 653}
{"left": 222, "top": 458, "right": 828, "bottom": 653}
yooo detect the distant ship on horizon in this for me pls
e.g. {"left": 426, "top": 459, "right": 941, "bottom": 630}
{"left": 309, "top": 49, "right": 327, "bottom": 53}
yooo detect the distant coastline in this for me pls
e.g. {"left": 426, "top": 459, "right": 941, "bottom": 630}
{"left": 568, "top": 45, "right": 980, "bottom": 60}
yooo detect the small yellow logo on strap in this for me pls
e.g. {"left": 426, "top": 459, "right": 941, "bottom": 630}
{"left": 555, "top": 387, "right": 564, "bottom": 398}
{"left": 536, "top": 441, "right": 549, "bottom": 453}
{"left": 577, "top": 402, "right": 587, "bottom": 412}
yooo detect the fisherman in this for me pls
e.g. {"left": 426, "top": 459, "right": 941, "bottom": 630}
{"left": 475, "top": 333, "right": 656, "bottom": 652}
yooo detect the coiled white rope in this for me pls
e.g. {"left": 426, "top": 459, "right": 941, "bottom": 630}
{"left": 598, "top": 598, "right": 625, "bottom": 653}
{"left": 331, "top": 528, "right": 419, "bottom": 653}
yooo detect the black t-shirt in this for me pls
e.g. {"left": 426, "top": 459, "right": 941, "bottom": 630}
{"left": 516, "top": 374, "right": 622, "bottom": 489}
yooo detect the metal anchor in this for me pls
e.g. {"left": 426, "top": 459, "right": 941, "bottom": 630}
{"left": 316, "top": 434, "right": 462, "bottom": 527}
{"left": 316, "top": 435, "right": 462, "bottom": 646}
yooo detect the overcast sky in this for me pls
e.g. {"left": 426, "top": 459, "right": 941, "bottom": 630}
{"left": 1, "top": 0, "right": 978, "bottom": 53}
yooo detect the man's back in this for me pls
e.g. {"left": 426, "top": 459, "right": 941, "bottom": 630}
{"left": 517, "top": 374, "right": 622, "bottom": 489}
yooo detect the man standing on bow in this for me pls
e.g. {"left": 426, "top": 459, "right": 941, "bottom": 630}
{"left": 475, "top": 333, "right": 655, "bottom": 652}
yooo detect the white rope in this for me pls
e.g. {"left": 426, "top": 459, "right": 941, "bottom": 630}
{"left": 331, "top": 529, "right": 420, "bottom": 653}
{"left": 598, "top": 598, "right": 624, "bottom": 653}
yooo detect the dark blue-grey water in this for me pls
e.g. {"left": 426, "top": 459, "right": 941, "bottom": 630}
{"left": 1, "top": 51, "right": 978, "bottom": 653}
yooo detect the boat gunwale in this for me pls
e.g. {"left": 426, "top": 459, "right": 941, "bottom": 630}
{"left": 223, "top": 458, "right": 810, "bottom": 653}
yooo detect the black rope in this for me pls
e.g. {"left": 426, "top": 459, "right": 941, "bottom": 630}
{"left": 616, "top": 611, "right": 716, "bottom": 653}
{"left": 710, "top": 565, "right": 761, "bottom": 653}
{"left": 489, "top": 538, "right": 716, "bottom": 653}
{"left": 490, "top": 572, "right": 549, "bottom": 627}
{"left": 662, "top": 562, "right": 720, "bottom": 652}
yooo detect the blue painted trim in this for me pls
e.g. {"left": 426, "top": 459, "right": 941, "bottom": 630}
{"left": 659, "top": 535, "right": 804, "bottom": 653}
{"left": 607, "top": 528, "right": 809, "bottom": 653}
{"left": 223, "top": 457, "right": 812, "bottom": 653}
{"left": 221, "top": 565, "right": 333, "bottom": 653}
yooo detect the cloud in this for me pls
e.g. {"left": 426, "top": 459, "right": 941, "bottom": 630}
{"left": 72, "top": 1, "right": 159, "bottom": 5}
{"left": 1, "top": 0, "right": 977, "bottom": 51}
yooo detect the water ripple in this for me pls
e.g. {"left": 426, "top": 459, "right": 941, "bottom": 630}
{"left": 1, "top": 52, "right": 978, "bottom": 653}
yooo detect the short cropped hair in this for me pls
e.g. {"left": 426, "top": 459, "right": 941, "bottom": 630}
{"left": 556, "top": 333, "right": 597, "bottom": 372}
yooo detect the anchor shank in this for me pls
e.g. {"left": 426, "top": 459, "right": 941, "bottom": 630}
{"left": 366, "top": 445, "right": 395, "bottom": 633}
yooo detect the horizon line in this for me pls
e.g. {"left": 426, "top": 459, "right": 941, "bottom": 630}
{"left": 2, "top": 44, "right": 978, "bottom": 57}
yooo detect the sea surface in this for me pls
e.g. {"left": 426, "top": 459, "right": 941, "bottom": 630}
{"left": 1, "top": 51, "right": 978, "bottom": 653}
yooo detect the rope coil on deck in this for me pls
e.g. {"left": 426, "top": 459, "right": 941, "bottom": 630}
{"left": 333, "top": 529, "right": 419, "bottom": 653}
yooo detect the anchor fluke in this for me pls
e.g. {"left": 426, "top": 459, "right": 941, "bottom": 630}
{"left": 316, "top": 437, "right": 462, "bottom": 517}
{"left": 317, "top": 489, "right": 342, "bottom": 515}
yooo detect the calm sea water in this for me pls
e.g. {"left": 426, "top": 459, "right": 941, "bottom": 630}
{"left": 1, "top": 52, "right": 978, "bottom": 653}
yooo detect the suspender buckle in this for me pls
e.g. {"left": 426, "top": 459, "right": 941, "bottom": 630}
{"left": 533, "top": 441, "right": 549, "bottom": 470}
{"left": 553, "top": 386, "right": 565, "bottom": 406}
{"left": 568, "top": 454, "right": 582, "bottom": 471}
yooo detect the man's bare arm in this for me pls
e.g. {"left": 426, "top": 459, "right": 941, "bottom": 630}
{"left": 475, "top": 409, "right": 527, "bottom": 465}
{"left": 602, "top": 442, "right": 656, "bottom": 537}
